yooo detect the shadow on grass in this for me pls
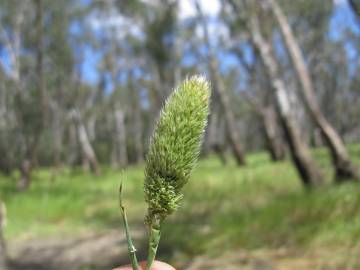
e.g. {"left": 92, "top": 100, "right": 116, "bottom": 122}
{"left": 159, "top": 182, "right": 360, "bottom": 260}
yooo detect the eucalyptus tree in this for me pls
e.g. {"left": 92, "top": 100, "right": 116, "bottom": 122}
{"left": 0, "top": 0, "right": 27, "bottom": 175}
{"left": 0, "top": 0, "right": 45, "bottom": 190}
{"left": 194, "top": 0, "right": 246, "bottom": 165}
{"left": 143, "top": 0, "right": 179, "bottom": 102}
{"left": 128, "top": 71, "right": 145, "bottom": 163}
{"left": 231, "top": 45, "right": 286, "bottom": 161}
{"left": 225, "top": 0, "right": 323, "bottom": 187}
{"left": 265, "top": 0, "right": 360, "bottom": 182}
{"left": 243, "top": 90, "right": 286, "bottom": 162}
{"left": 46, "top": 0, "right": 82, "bottom": 168}
{"left": 90, "top": 0, "right": 149, "bottom": 167}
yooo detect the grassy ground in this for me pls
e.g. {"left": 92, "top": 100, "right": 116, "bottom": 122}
{"left": 1, "top": 144, "right": 360, "bottom": 269}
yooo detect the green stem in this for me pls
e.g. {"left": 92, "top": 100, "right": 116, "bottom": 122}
{"left": 119, "top": 183, "right": 140, "bottom": 270}
{"left": 144, "top": 220, "right": 161, "bottom": 270}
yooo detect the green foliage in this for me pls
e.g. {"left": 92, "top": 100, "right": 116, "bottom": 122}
{"left": 144, "top": 76, "right": 210, "bottom": 223}
{"left": 2, "top": 145, "right": 360, "bottom": 268}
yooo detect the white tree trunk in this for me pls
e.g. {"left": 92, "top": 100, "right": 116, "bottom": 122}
{"left": 72, "top": 110, "right": 99, "bottom": 175}
{"left": 195, "top": 1, "right": 246, "bottom": 165}
{"left": 267, "top": 0, "right": 359, "bottom": 182}
{"left": 248, "top": 9, "right": 323, "bottom": 187}
{"left": 113, "top": 108, "right": 128, "bottom": 168}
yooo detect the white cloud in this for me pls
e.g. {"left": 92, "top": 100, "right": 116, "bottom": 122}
{"left": 179, "top": 0, "right": 220, "bottom": 19}
{"left": 88, "top": 10, "right": 143, "bottom": 40}
{"left": 333, "top": 0, "right": 346, "bottom": 6}
{"left": 88, "top": 0, "right": 222, "bottom": 41}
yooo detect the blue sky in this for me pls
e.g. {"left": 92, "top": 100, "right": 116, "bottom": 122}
{"left": 80, "top": 0, "right": 360, "bottom": 85}
{"left": 1, "top": 0, "right": 359, "bottom": 86}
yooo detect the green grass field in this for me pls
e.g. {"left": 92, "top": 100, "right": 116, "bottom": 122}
{"left": 1, "top": 145, "right": 360, "bottom": 269}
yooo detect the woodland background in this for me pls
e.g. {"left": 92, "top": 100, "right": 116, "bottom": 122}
{"left": 1, "top": 0, "right": 360, "bottom": 269}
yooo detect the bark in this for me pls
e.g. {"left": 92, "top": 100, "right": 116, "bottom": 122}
{"left": 248, "top": 11, "right": 323, "bottom": 187}
{"left": 129, "top": 74, "right": 144, "bottom": 163}
{"left": 207, "top": 106, "right": 228, "bottom": 164}
{"left": 260, "top": 106, "right": 286, "bottom": 161}
{"left": 14, "top": 1, "right": 43, "bottom": 191}
{"left": 17, "top": 0, "right": 46, "bottom": 191}
{"left": 17, "top": 135, "right": 40, "bottom": 191}
{"left": 266, "top": 0, "right": 360, "bottom": 182}
{"left": 35, "top": 0, "right": 47, "bottom": 125}
{"left": 0, "top": 202, "right": 8, "bottom": 270}
{"left": 67, "top": 122, "right": 78, "bottom": 166}
{"left": 113, "top": 107, "right": 128, "bottom": 168}
{"left": 210, "top": 59, "right": 246, "bottom": 166}
{"left": 73, "top": 111, "right": 100, "bottom": 175}
{"left": 87, "top": 116, "right": 97, "bottom": 142}
{"left": 52, "top": 102, "right": 63, "bottom": 168}
{"left": 195, "top": 1, "right": 246, "bottom": 165}
{"left": 107, "top": 41, "right": 129, "bottom": 168}
{"left": 243, "top": 92, "right": 286, "bottom": 162}
{"left": 17, "top": 159, "right": 32, "bottom": 191}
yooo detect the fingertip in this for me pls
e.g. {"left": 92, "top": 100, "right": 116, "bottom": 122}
{"left": 152, "top": 261, "right": 176, "bottom": 270}
{"left": 113, "top": 260, "right": 175, "bottom": 270}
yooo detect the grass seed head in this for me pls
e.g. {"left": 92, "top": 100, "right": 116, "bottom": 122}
{"left": 144, "top": 75, "right": 211, "bottom": 223}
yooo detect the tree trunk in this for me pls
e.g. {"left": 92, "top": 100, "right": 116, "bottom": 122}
{"left": 248, "top": 12, "right": 323, "bottom": 187}
{"left": 195, "top": 1, "right": 246, "bottom": 165}
{"left": 52, "top": 102, "right": 63, "bottom": 168}
{"left": 267, "top": 0, "right": 359, "bottom": 182}
{"left": 16, "top": 0, "right": 45, "bottom": 191}
{"left": 0, "top": 202, "right": 8, "bottom": 270}
{"left": 17, "top": 135, "right": 39, "bottom": 191}
{"left": 67, "top": 122, "right": 78, "bottom": 166}
{"left": 35, "top": 0, "right": 47, "bottom": 126}
{"left": 106, "top": 40, "right": 130, "bottom": 168}
{"left": 260, "top": 106, "right": 286, "bottom": 161}
{"left": 87, "top": 116, "right": 97, "bottom": 142}
{"left": 17, "top": 159, "right": 32, "bottom": 191}
{"left": 73, "top": 111, "right": 100, "bottom": 175}
{"left": 207, "top": 106, "right": 228, "bottom": 164}
{"left": 113, "top": 107, "right": 128, "bottom": 168}
{"left": 129, "top": 74, "right": 144, "bottom": 163}
{"left": 210, "top": 59, "right": 246, "bottom": 166}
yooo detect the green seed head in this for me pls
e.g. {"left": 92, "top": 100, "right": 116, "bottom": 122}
{"left": 144, "top": 75, "right": 211, "bottom": 224}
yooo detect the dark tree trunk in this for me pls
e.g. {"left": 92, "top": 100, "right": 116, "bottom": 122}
{"left": 17, "top": 159, "right": 32, "bottom": 191}
{"left": 248, "top": 11, "right": 323, "bottom": 187}
{"left": 195, "top": 1, "right": 246, "bottom": 165}
{"left": 17, "top": 136, "right": 39, "bottom": 191}
{"left": 210, "top": 59, "right": 246, "bottom": 166}
{"left": 267, "top": 0, "right": 359, "bottom": 182}
{"left": 207, "top": 107, "right": 228, "bottom": 164}
{"left": 260, "top": 106, "right": 286, "bottom": 161}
